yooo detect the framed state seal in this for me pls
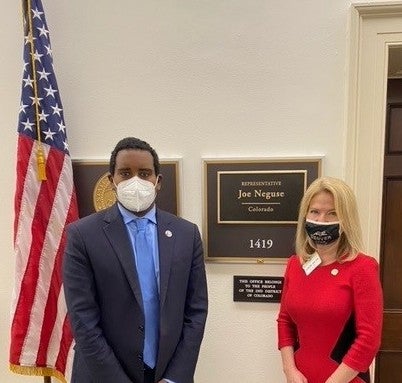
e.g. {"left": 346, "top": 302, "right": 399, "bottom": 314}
{"left": 72, "top": 159, "right": 181, "bottom": 217}
{"left": 93, "top": 172, "right": 116, "bottom": 212}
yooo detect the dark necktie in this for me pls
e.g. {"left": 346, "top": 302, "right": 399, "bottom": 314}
{"left": 134, "top": 218, "right": 159, "bottom": 368}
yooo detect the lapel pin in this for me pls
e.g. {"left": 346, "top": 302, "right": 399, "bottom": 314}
{"left": 331, "top": 268, "right": 339, "bottom": 276}
{"left": 165, "top": 230, "right": 172, "bottom": 237}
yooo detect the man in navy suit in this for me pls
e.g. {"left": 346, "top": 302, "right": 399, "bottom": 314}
{"left": 63, "top": 137, "right": 208, "bottom": 383}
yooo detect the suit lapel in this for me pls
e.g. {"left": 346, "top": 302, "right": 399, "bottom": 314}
{"left": 156, "top": 209, "right": 174, "bottom": 308}
{"left": 103, "top": 205, "right": 144, "bottom": 310}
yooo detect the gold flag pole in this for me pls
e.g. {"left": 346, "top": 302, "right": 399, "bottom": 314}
{"left": 25, "top": 3, "right": 50, "bottom": 382}
{"left": 26, "top": 0, "right": 47, "bottom": 181}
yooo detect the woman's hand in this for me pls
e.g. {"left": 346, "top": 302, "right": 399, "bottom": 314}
{"left": 280, "top": 346, "right": 308, "bottom": 383}
{"left": 323, "top": 362, "right": 359, "bottom": 383}
{"left": 284, "top": 366, "right": 308, "bottom": 383}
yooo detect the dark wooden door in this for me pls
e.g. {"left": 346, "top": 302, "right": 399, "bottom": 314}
{"left": 375, "top": 78, "right": 402, "bottom": 382}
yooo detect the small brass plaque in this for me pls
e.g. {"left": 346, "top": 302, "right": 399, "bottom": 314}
{"left": 233, "top": 275, "right": 283, "bottom": 303}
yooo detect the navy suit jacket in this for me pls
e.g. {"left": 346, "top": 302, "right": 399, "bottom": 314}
{"left": 63, "top": 204, "right": 208, "bottom": 383}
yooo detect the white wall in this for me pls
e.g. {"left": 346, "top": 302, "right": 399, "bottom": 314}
{"left": 1, "top": 1, "right": 395, "bottom": 382}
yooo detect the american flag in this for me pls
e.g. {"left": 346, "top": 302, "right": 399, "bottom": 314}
{"left": 10, "top": 1, "right": 78, "bottom": 382}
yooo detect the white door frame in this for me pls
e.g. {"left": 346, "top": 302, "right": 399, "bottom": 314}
{"left": 346, "top": 2, "right": 402, "bottom": 261}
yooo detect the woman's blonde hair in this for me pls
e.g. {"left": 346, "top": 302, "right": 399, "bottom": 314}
{"left": 295, "top": 176, "right": 364, "bottom": 262}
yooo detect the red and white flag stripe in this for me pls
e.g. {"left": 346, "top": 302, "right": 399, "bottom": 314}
{"left": 11, "top": 135, "right": 78, "bottom": 381}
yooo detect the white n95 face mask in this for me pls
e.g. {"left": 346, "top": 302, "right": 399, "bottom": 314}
{"left": 115, "top": 176, "right": 158, "bottom": 212}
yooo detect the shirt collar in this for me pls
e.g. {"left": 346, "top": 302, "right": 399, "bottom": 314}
{"left": 118, "top": 203, "right": 157, "bottom": 225}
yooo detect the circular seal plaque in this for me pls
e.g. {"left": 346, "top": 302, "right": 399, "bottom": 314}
{"left": 93, "top": 172, "right": 116, "bottom": 212}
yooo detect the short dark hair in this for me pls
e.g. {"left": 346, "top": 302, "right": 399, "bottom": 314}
{"left": 109, "top": 137, "right": 160, "bottom": 176}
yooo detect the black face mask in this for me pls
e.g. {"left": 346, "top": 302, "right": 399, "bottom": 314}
{"left": 305, "top": 219, "right": 340, "bottom": 246}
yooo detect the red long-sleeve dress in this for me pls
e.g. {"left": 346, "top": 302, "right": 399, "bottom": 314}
{"left": 277, "top": 253, "right": 383, "bottom": 383}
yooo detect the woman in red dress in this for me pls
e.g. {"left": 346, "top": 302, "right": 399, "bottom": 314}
{"left": 277, "top": 177, "right": 383, "bottom": 383}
